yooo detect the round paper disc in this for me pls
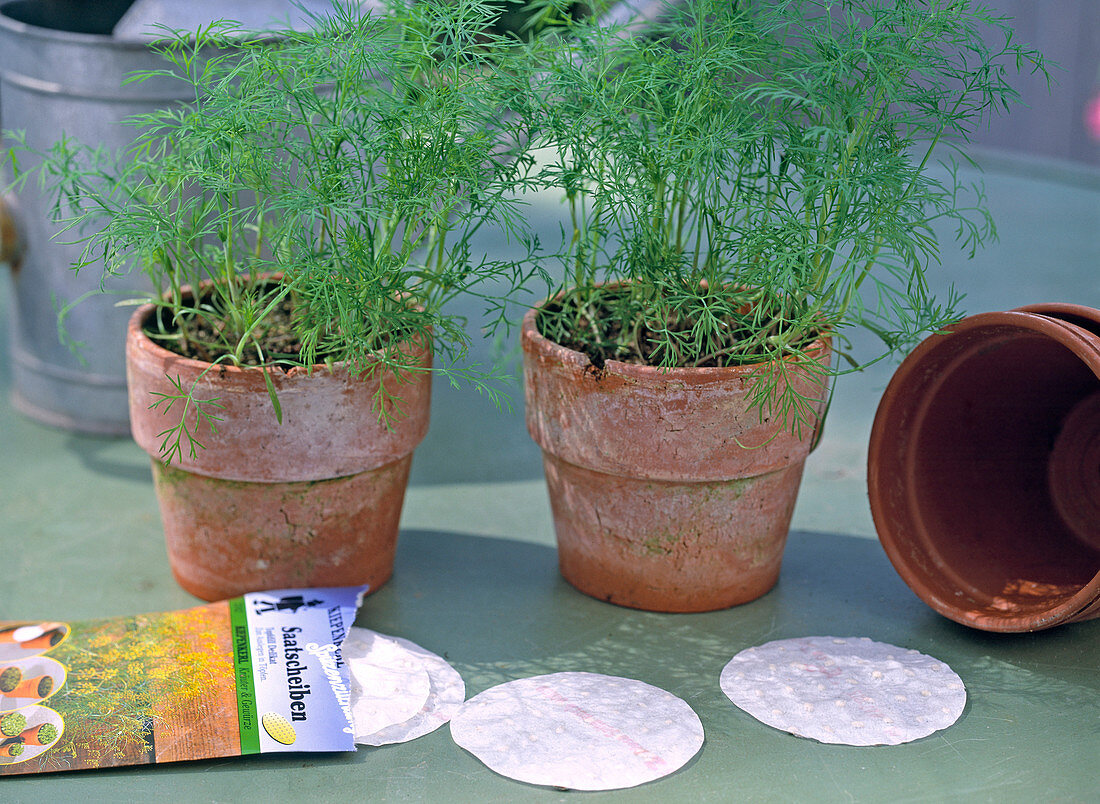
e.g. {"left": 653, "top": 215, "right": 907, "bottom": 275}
{"left": 720, "top": 636, "right": 966, "bottom": 746}
{"left": 347, "top": 628, "right": 465, "bottom": 746}
{"left": 450, "top": 671, "right": 703, "bottom": 791}
{"left": 343, "top": 630, "right": 432, "bottom": 741}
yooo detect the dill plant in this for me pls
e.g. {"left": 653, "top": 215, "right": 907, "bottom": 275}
{"left": 8, "top": 0, "right": 532, "bottom": 459}
{"left": 525, "top": 0, "right": 1047, "bottom": 428}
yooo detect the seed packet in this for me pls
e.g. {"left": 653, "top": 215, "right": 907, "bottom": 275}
{"left": 0, "top": 586, "right": 363, "bottom": 775}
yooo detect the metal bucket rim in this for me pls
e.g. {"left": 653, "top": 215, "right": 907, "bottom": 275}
{"left": 0, "top": 4, "right": 156, "bottom": 49}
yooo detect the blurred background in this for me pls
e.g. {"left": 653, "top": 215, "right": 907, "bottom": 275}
{"left": 966, "top": 0, "right": 1100, "bottom": 170}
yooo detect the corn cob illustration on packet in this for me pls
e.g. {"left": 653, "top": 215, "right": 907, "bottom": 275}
{"left": 0, "top": 586, "right": 363, "bottom": 775}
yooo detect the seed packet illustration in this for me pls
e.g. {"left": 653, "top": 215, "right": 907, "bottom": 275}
{"left": 0, "top": 586, "right": 363, "bottom": 775}
{"left": 0, "top": 623, "right": 70, "bottom": 660}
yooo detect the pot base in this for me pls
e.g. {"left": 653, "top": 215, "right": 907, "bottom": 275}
{"left": 544, "top": 454, "right": 805, "bottom": 613}
{"left": 153, "top": 457, "right": 411, "bottom": 601}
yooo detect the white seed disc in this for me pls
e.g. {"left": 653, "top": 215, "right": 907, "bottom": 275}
{"left": 343, "top": 629, "right": 432, "bottom": 741}
{"left": 346, "top": 628, "right": 465, "bottom": 746}
{"left": 450, "top": 671, "right": 703, "bottom": 791}
{"left": 720, "top": 636, "right": 966, "bottom": 746}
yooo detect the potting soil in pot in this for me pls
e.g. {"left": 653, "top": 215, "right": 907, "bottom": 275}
{"left": 342, "top": 627, "right": 465, "bottom": 746}
{"left": 719, "top": 636, "right": 966, "bottom": 746}
{"left": 449, "top": 672, "right": 704, "bottom": 791}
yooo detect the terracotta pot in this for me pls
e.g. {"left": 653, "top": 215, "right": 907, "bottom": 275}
{"left": 3, "top": 674, "right": 52, "bottom": 699}
{"left": 868, "top": 307, "right": 1100, "bottom": 632}
{"left": 126, "top": 300, "right": 431, "bottom": 602}
{"left": 0, "top": 624, "right": 65, "bottom": 651}
{"left": 13, "top": 627, "right": 66, "bottom": 651}
{"left": 19, "top": 724, "right": 57, "bottom": 747}
{"left": 522, "top": 306, "right": 831, "bottom": 612}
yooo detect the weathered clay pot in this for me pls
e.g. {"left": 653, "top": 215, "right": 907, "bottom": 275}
{"left": 522, "top": 307, "right": 831, "bottom": 612}
{"left": 127, "top": 301, "right": 431, "bottom": 602}
{"left": 868, "top": 306, "right": 1100, "bottom": 632}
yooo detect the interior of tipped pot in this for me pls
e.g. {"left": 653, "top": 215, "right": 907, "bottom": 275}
{"left": 909, "top": 327, "right": 1100, "bottom": 617}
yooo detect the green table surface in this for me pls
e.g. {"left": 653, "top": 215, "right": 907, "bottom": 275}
{"left": 1, "top": 152, "right": 1098, "bottom": 802}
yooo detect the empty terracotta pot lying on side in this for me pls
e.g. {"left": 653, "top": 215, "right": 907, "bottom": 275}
{"left": 522, "top": 307, "right": 831, "bottom": 613}
{"left": 868, "top": 304, "right": 1100, "bottom": 632}
{"left": 127, "top": 301, "right": 431, "bottom": 602}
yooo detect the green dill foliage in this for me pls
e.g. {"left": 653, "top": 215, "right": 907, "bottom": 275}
{"left": 525, "top": 0, "right": 1046, "bottom": 427}
{"left": 7, "top": 0, "right": 531, "bottom": 457}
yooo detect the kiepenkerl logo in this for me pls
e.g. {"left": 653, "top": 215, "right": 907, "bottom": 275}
{"left": 251, "top": 594, "right": 325, "bottom": 616}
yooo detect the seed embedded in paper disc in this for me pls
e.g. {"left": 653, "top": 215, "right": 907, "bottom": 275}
{"left": 720, "top": 636, "right": 966, "bottom": 746}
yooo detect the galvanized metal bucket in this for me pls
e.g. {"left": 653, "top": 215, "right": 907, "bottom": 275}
{"left": 0, "top": 0, "right": 188, "bottom": 434}
{"left": 0, "top": 0, "right": 657, "bottom": 435}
